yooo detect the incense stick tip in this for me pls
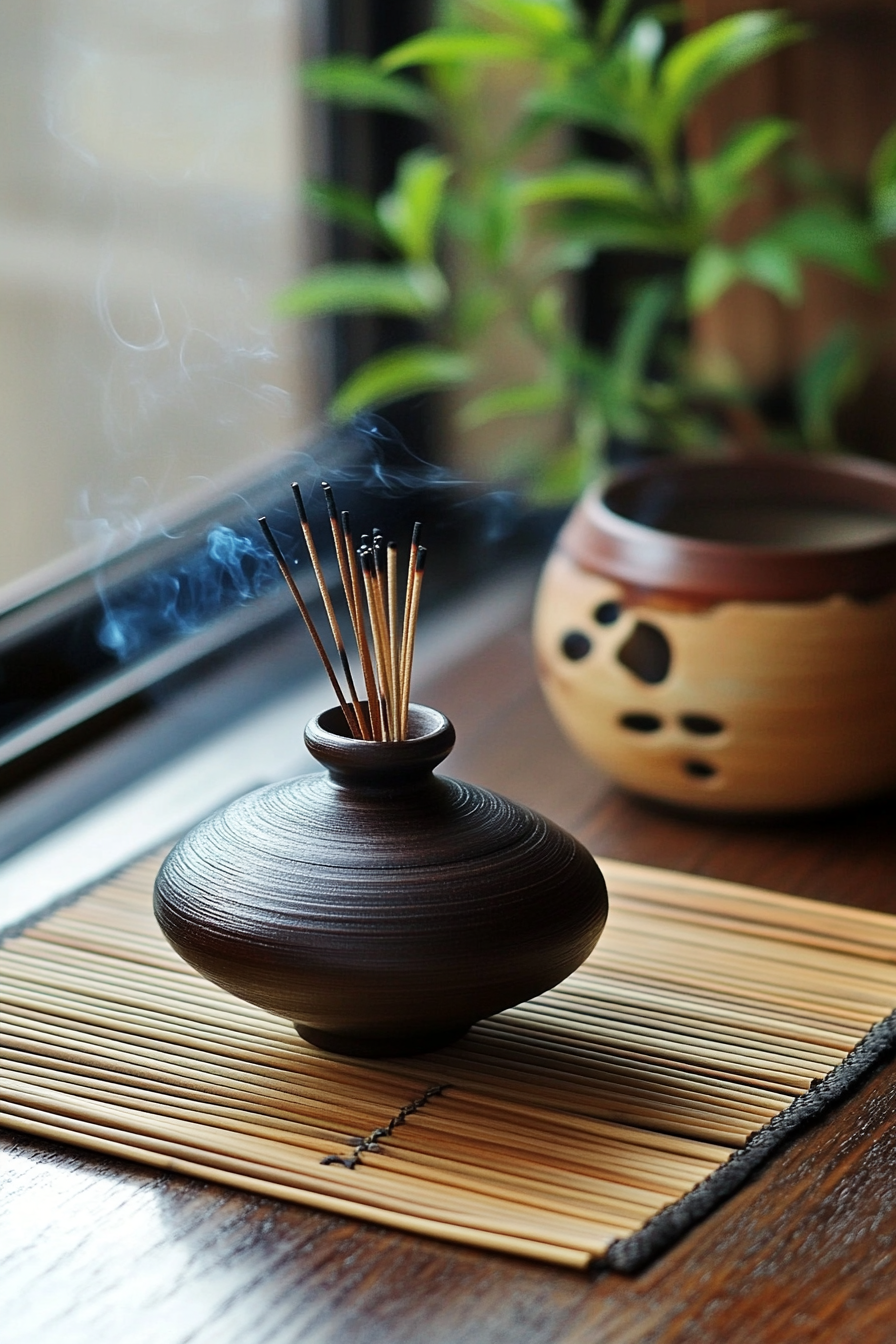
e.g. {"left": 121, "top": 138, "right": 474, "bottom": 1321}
{"left": 321, "top": 481, "right": 339, "bottom": 521}
{"left": 291, "top": 482, "right": 308, "bottom": 524}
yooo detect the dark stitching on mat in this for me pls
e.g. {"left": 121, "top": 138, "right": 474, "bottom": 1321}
{"left": 320, "top": 1084, "right": 449, "bottom": 1169}
{"left": 602, "top": 1009, "right": 896, "bottom": 1276}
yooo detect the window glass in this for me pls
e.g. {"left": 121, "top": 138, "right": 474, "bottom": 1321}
{"left": 0, "top": 0, "right": 311, "bottom": 607}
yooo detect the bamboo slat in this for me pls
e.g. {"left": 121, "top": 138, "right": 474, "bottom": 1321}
{"left": 2, "top": 849, "right": 896, "bottom": 1269}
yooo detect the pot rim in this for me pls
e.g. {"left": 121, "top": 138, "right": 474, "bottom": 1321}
{"left": 559, "top": 452, "right": 896, "bottom": 602}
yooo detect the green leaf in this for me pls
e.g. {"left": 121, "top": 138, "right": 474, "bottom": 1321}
{"left": 562, "top": 208, "right": 692, "bottom": 256}
{"left": 459, "top": 379, "right": 565, "bottom": 428}
{"left": 740, "top": 236, "right": 802, "bottom": 303}
{"left": 659, "top": 12, "right": 807, "bottom": 127}
{"left": 596, "top": 0, "right": 638, "bottom": 46}
{"left": 772, "top": 207, "right": 885, "bottom": 286}
{"left": 713, "top": 117, "right": 796, "bottom": 179}
{"left": 529, "top": 285, "right": 567, "bottom": 341}
{"left": 379, "top": 30, "right": 536, "bottom": 73}
{"left": 528, "top": 441, "right": 598, "bottom": 504}
{"left": 454, "top": 286, "right": 508, "bottom": 342}
{"left": 526, "top": 71, "right": 639, "bottom": 142}
{"left": 795, "top": 325, "right": 866, "bottom": 449}
{"left": 330, "top": 346, "right": 475, "bottom": 421}
{"left": 303, "top": 182, "right": 388, "bottom": 244}
{"left": 611, "top": 277, "right": 676, "bottom": 393}
{"left": 479, "top": 178, "right": 523, "bottom": 267}
{"left": 301, "top": 57, "right": 435, "bottom": 119}
{"left": 641, "top": 3, "right": 686, "bottom": 23}
{"left": 274, "top": 264, "right": 449, "bottom": 319}
{"left": 534, "top": 238, "right": 600, "bottom": 277}
{"left": 513, "top": 162, "right": 654, "bottom": 209}
{"left": 685, "top": 242, "right": 741, "bottom": 309}
{"left": 869, "top": 122, "right": 896, "bottom": 238}
{"left": 467, "top": 0, "right": 577, "bottom": 38}
{"left": 690, "top": 117, "right": 795, "bottom": 216}
{"left": 376, "top": 150, "right": 452, "bottom": 263}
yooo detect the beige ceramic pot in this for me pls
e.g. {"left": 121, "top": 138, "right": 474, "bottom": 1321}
{"left": 533, "top": 454, "right": 896, "bottom": 813}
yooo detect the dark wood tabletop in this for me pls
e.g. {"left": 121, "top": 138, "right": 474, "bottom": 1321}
{"left": 2, "top": 603, "right": 896, "bottom": 1344}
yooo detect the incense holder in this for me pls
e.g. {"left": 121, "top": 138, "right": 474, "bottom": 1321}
{"left": 153, "top": 704, "right": 608, "bottom": 1057}
{"left": 534, "top": 453, "right": 896, "bottom": 813}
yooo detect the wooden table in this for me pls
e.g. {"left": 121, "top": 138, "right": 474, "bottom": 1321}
{"left": 2, "top": 602, "right": 896, "bottom": 1344}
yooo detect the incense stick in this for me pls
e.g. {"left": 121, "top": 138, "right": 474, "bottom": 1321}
{"left": 257, "top": 517, "right": 358, "bottom": 735}
{"left": 291, "top": 485, "right": 369, "bottom": 740}
{"left": 320, "top": 485, "right": 377, "bottom": 740}
{"left": 360, "top": 548, "right": 393, "bottom": 739}
{"left": 400, "top": 546, "right": 426, "bottom": 737}
{"left": 342, "top": 510, "right": 383, "bottom": 740}
{"left": 398, "top": 522, "right": 421, "bottom": 737}
{"left": 387, "top": 541, "right": 400, "bottom": 731}
{"left": 262, "top": 493, "right": 428, "bottom": 742}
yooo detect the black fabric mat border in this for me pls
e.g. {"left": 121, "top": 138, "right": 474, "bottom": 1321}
{"left": 603, "top": 1009, "right": 896, "bottom": 1274}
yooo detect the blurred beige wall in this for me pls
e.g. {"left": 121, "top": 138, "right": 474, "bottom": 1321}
{"left": 0, "top": 0, "right": 317, "bottom": 604}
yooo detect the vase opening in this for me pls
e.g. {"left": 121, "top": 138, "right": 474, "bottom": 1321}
{"left": 316, "top": 702, "right": 449, "bottom": 744}
{"left": 305, "top": 703, "right": 457, "bottom": 785}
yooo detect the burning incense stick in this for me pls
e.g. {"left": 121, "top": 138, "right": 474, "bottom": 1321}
{"left": 342, "top": 510, "right": 382, "bottom": 740}
{"left": 370, "top": 539, "right": 395, "bottom": 731}
{"left": 360, "top": 548, "right": 393, "bottom": 739}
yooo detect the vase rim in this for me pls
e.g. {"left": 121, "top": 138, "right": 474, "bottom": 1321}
{"left": 561, "top": 452, "right": 896, "bottom": 603}
{"left": 304, "top": 703, "right": 456, "bottom": 782}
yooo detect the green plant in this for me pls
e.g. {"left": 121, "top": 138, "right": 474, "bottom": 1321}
{"left": 280, "top": 0, "right": 896, "bottom": 496}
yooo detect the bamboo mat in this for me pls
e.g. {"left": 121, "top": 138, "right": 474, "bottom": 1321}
{"left": 3, "top": 852, "right": 896, "bottom": 1272}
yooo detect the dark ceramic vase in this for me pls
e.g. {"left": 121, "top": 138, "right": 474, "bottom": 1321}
{"left": 153, "top": 704, "right": 608, "bottom": 1057}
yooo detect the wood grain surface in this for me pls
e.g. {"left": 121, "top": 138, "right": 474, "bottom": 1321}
{"left": 3, "top": 607, "right": 896, "bottom": 1344}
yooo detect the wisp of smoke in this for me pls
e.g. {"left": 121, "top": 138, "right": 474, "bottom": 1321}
{"left": 94, "top": 416, "right": 525, "bottom": 666}
{"left": 97, "top": 525, "right": 278, "bottom": 660}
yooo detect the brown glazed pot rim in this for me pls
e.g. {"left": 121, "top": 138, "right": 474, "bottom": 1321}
{"left": 559, "top": 453, "right": 896, "bottom": 602}
{"left": 304, "top": 703, "right": 456, "bottom": 784}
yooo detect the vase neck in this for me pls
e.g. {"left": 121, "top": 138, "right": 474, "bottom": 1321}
{"left": 304, "top": 704, "right": 456, "bottom": 788}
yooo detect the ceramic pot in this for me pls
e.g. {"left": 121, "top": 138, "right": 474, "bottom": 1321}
{"left": 154, "top": 704, "right": 607, "bottom": 1057}
{"left": 533, "top": 454, "right": 896, "bottom": 813}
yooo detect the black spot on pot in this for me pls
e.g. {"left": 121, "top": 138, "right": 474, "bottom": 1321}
{"left": 617, "top": 622, "right": 671, "bottom": 684}
{"left": 683, "top": 760, "right": 717, "bottom": 779}
{"left": 561, "top": 631, "right": 592, "bottom": 661}
{"left": 619, "top": 713, "right": 663, "bottom": 733}
{"left": 594, "top": 600, "right": 621, "bottom": 626}
{"left": 680, "top": 713, "right": 725, "bottom": 736}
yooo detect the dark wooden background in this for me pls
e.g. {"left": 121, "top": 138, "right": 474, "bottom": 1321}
{"left": 688, "top": 0, "right": 896, "bottom": 459}
{"left": 3, "top": 607, "right": 896, "bottom": 1344}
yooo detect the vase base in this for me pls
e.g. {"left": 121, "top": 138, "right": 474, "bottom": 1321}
{"left": 296, "top": 1023, "right": 472, "bottom": 1058}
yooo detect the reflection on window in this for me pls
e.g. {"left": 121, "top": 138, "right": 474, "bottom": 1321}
{"left": 0, "top": 0, "right": 311, "bottom": 604}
